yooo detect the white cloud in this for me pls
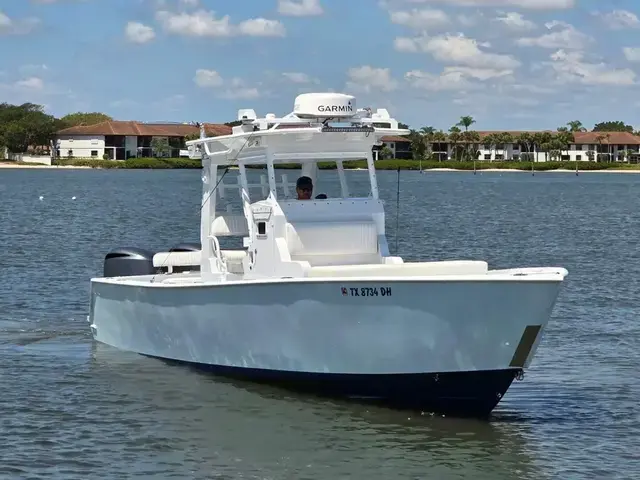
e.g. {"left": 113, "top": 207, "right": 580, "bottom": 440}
{"left": 282, "top": 72, "right": 317, "bottom": 83}
{"left": 180, "top": 0, "right": 198, "bottom": 6}
{"left": 194, "top": 70, "right": 259, "bottom": 99}
{"left": 494, "top": 12, "right": 536, "bottom": 31}
{"left": 405, "top": 69, "right": 475, "bottom": 91}
{"left": 237, "top": 18, "right": 285, "bottom": 37}
{"left": 546, "top": 49, "right": 636, "bottom": 86}
{"left": 125, "top": 22, "right": 156, "bottom": 44}
{"left": 346, "top": 66, "right": 398, "bottom": 93}
{"left": 278, "top": 0, "right": 323, "bottom": 16}
{"left": 397, "top": 33, "right": 520, "bottom": 70}
{"left": 221, "top": 79, "right": 260, "bottom": 99}
{"left": 0, "top": 11, "right": 40, "bottom": 35}
{"left": 392, "top": 0, "right": 574, "bottom": 9}
{"left": 394, "top": 36, "right": 420, "bottom": 52}
{"left": 623, "top": 47, "right": 640, "bottom": 63}
{"left": 597, "top": 10, "right": 640, "bottom": 30}
{"left": 156, "top": 10, "right": 232, "bottom": 36}
{"left": 447, "top": 66, "right": 513, "bottom": 80}
{"left": 389, "top": 8, "right": 450, "bottom": 29}
{"left": 194, "top": 69, "right": 223, "bottom": 88}
{"left": 405, "top": 65, "right": 512, "bottom": 91}
{"left": 517, "top": 20, "right": 591, "bottom": 49}
{"left": 156, "top": 10, "right": 285, "bottom": 37}
{"left": 15, "top": 77, "right": 44, "bottom": 90}
{"left": 507, "top": 83, "right": 555, "bottom": 94}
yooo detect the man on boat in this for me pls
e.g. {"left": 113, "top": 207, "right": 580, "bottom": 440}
{"left": 296, "top": 176, "right": 313, "bottom": 200}
{"left": 296, "top": 175, "right": 327, "bottom": 200}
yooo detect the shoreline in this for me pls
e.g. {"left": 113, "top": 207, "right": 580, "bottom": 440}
{"left": 422, "top": 167, "right": 640, "bottom": 173}
{"left": 3, "top": 163, "right": 640, "bottom": 173}
{"left": 0, "top": 163, "right": 92, "bottom": 169}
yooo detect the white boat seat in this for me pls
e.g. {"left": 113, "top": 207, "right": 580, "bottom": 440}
{"left": 285, "top": 220, "right": 380, "bottom": 266}
{"left": 285, "top": 221, "right": 378, "bottom": 256}
{"left": 153, "top": 250, "right": 201, "bottom": 268}
{"left": 307, "top": 260, "right": 489, "bottom": 278}
{"left": 211, "top": 214, "right": 249, "bottom": 236}
{"left": 152, "top": 250, "right": 247, "bottom": 274}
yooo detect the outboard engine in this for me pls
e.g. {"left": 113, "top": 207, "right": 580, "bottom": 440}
{"left": 103, "top": 247, "right": 156, "bottom": 277}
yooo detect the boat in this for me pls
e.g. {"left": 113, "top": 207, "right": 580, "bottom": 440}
{"left": 87, "top": 92, "right": 568, "bottom": 417}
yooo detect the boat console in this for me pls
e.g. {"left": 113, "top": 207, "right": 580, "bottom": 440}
{"left": 180, "top": 92, "right": 409, "bottom": 281}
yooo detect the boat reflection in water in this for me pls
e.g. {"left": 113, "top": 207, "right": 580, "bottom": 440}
{"left": 89, "top": 341, "right": 545, "bottom": 480}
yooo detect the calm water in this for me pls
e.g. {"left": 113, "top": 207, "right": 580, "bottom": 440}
{"left": 0, "top": 168, "right": 638, "bottom": 479}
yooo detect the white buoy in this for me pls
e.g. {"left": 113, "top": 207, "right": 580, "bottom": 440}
{"left": 71, "top": 196, "right": 76, "bottom": 200}
{"left": 39, "top": 196, "right": 43, "bottom": 201}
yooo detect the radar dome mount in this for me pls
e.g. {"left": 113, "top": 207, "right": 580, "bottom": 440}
{"left": 293, "top": 93, "right": 357, "bottom": 119}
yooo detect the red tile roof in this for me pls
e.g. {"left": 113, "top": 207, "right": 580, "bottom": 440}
{"left": 572, "top": 131, "right": 640, "bottom": 145}
{"left": 55, "top": 122, "right": 640, "bottom": 146}
{"left": 56, "top": 121, "right": 231, "bottom": 137}
{"left": 474, "top": 130, "right": 554, "bottom": 139}
{"left": 457, "top": 130, "right": 640, "bottom": 145}
{"left": 380, "top": 135, "right": 410, "bottom": 143}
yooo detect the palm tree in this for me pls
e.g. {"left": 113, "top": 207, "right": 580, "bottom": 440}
{"left": 567, "top": 120, "right": 586, "bottom": 133}
{"left": 595, "top": 134, "right": 611, "bottom": 162}
{"left": 457, "top": 116, "right": 476, "bottom": 161}
{"left": 517, "top": 132, "right": 534, "bottom": 161}
{"left": 462, "top": 130, "right": 480, "bottom": 160}
{"left": 432, "top": 130, "right": 447, "bottom": 161}
{"left": 448, "top": 126, "right": 462, "bottom": 161}
{"left": 457, "top": 115, "right": 476, "bottom": 132}
{"left": 533, "top": 132, "right": 552, "bottom": 162}
{"left": 481, "top": 133, "right": 493, "bottom": 162}
{"left": 408, "top": 129, "right": 426, "bottom": 161}
{"left": 557, "top": 130, "right": 574, "bottom": 159}
{"left": 496, "top": 132, "right": 513, "bottom": 160}
{"left": 420, "top": 126, "right": 436, "bottom": 169}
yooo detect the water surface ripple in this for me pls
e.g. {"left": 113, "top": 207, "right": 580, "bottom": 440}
{"left": 0, "top": 169, "right": 638, "bottom": 479}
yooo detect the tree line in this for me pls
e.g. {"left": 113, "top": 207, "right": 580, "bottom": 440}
{"left": 0, "top": 102, "right": 112, "bottom": 155}
{"left": 403, "top": 118, "right": 637, "bottom": 162}
{"left": 0, "top": 102, "right": 249, "bottom": 157}
{"left": 1, "top": 100, "right": 637, "bottom": 161}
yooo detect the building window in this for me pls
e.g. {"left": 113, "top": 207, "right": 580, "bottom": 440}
{"left": 91, "top": 150, "right": 98, "bottom": 157}
{"left": 484, "top": 154, "right": 491, "bottom": 160}
{"left": 576, "top": 155, "right": 582, "bottom": 160}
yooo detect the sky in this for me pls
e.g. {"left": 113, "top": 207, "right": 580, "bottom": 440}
{"left": 2, "top": 0, "right": 640, "bottom": 131}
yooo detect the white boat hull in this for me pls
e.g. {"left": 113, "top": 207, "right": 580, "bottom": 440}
{"left": 89, "top": 272, "right": 564, "bottom": 416}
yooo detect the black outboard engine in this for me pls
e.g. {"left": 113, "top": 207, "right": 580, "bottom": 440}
{"left": 103, "top": 247, "right": 156, "bottom": 277}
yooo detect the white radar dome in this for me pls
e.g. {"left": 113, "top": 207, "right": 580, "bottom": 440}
{"left": 293, "top": 93, "right": 357, "bottom": 119}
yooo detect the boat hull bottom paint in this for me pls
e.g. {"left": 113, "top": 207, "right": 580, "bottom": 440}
{"left": 143, "top": 354, "right": 520, "bottom": 417}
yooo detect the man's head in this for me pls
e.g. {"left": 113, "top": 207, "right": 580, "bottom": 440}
{"left": 296, "top": 176, "right": 313, "bottom": 200}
